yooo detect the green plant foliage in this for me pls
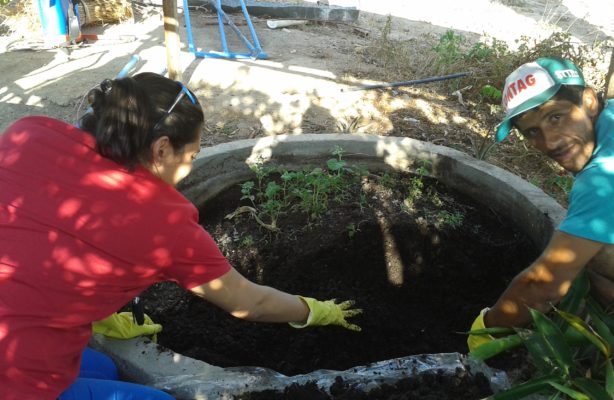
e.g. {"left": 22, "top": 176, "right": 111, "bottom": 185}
{"left": 481, "top": 85, "right": 503, "bottom": 102}
{"left": 469, "top": 273, "right": 614, "bottom": 399}
{"left": 469, "top": 134, "right": 497, "bottom": 161}
{"left": 403, "top": 177, "right": 424, "bottom": 209}
{"left": 432, "top": 30, "right": 466, "bottom": 71}
{"left": 336, "top": 116, "right": 362, "bottom": 133}
{"left": 366, "top": 24, "right": 608, "bottom": 104}
{"left": 434, "top": 210, "right": 464, "bottom": 228}
{"left": 345, "top": 223, "right": 357, "bottom": 239}
{"left": 234, "top": 148, "right": 366, "bottom": 228}
{"left": 239, "top": 235, "right": 255, "bottom": 247}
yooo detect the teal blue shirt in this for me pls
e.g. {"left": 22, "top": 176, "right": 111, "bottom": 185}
{"left": 559, "top": 100, "right": 614, "bottom": 243}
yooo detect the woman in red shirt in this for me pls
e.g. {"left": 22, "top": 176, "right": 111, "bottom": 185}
{"left": 0, "top": 73, "right": 360, "bottom": 399}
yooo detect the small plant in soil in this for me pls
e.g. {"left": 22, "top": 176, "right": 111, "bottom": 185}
{"left": 228, "top": 147, "right": 367, "bottom": 230}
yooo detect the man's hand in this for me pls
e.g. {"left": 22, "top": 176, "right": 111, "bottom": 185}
{"left": 467, "top": 307, "right": 496, "bottom": 352}
{"left": 289, "top": 296, "right": 362, "bottom": 331}
{"left": 92, "top": 312, "right": 162, "bottom": 342}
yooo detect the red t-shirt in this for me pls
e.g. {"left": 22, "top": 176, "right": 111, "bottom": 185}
{"left": 0, "top": 116, "right": 231, "bottom": 399}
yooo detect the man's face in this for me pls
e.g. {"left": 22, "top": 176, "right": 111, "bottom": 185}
{"left": 514, "top": 88, "right": 599, "bottom": 173}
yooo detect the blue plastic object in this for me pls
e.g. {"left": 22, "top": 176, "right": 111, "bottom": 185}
{"left": 182, "top": 0, "right": 267, "bottom": 60}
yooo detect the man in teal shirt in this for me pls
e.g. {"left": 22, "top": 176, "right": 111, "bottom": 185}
{"left": 468, "top": 57, "right": 614, "bottom": 351}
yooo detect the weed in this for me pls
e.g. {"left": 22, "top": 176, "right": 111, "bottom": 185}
{"left": 403, "top": 161, "right": 431, "bottom": 210}
{"left": 415, "top": 160, "right": 431, "bottom": 177}
{"left": 358, "top": 192, "right": 368, "bottom": 211}
{"left": 432, "top": 30, "right": 466, "bottom": 72}
{"left": 403, "top": 177, "right": 424, "bottom": 210}
{"left": 240, "top": 180, "right": 256, "bottom": 205}
{"left": 434, "top": 210, "right": 464, "bottom": 228}
{"left": 379, "top": 172, "right": 397, "bottom": 189}
{"left": 336, "top": 116, "right": 362, "bottom": 133}
{"left": 429, "top": 192, "right": 444, "bottom": 208}
{"left": 240, "top": 235, "right": 254, "bottom": 247}
{"left": 469, "top": 134, "right": 497, "bottom": 161}
{"left": 346, "top": 223, "right": 357, "bottom": 239}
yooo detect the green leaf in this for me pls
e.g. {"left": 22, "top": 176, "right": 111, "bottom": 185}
{"left": 520, "top": 329, "right": 556, "bottom": 374}
{"left": 586, "top": 299, "right": 614, "bottom": 354}
{"left": 557, "top": 270, "right": 589, "bottom": 316}
{"left": 327, "top": 158, "right": 345, "bottom": 172}
{"left": 467, "top": 327, "right": 516, "bottom": 336}
{"left": 586, "top": 298, "right": 614, "bottom": 333}
{"left": 489, "top": 375, "right": 560, "bottom": 400}
{"left": 469, "top": 334, "right": 523, "bottom": 360}
{"left": 548, "top": 381, "right": 589, "bottom": 400}
{"left": 481, "top": 85, "right": 502, "bottom": 101}
{"left": 556, "top": 308, "right": 611, "bottom": 358}
{"left": 606, "top": 360, "right": 614, "bottom": 397}
{"left": 530, "top": 308, "right": 574, "bottom": 376}
{"left": 573, "top": 377, "right": 613, "bottom": 400}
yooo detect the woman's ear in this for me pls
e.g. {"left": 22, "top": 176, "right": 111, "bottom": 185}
{"left": 150, "top": 136, "right": 171, "bottom": 163}
{"left": 582, "top": 87, "right": 600, "bottom": 119}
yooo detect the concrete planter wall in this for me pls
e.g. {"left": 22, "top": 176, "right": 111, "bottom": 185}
{"left": 91, "top": 134, "right": 566, "bottom": 399}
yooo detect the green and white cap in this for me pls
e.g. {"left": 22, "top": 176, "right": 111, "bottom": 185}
{"left": 495, "top": 57, "right": 585, "bottom": 142}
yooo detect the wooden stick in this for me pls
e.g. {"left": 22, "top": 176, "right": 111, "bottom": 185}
{"left": 162, "top": 0, "right": 182, "bottom": 81}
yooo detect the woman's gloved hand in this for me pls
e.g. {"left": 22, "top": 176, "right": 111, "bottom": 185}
{"left": 92, "top": 312, "right": 162, "bottom": 342}
{"left": 467, "top": 307, "right": 496, "bottom": 352}
{"left": 289, "top": 296, "right": 362, "bottom": 331}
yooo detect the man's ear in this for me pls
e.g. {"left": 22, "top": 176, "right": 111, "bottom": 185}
{"left": 151, "top": 136, "right": 171, "bottom": 163}
{"left": 582, "top": 87, "right": 600, "bottom": 119}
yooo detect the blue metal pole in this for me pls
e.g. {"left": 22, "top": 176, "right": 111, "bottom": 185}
{"left": 239, "top": 0, "right": 264, "bottom": 56}
{"left": 182, "top": 0, "right": 197, "bottom": 54}
{"left": 215, "top": 0, "right": 230, "bottom": 55}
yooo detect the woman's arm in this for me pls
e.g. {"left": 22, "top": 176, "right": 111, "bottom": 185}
{"left": 190, "top": 267, "right": 310, "bottom": 324}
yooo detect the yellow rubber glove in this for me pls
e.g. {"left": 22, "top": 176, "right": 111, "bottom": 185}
{"left": 289, "top": 296, "right": 362, "bottom": 331}
{"left": 467, "top": 307, "right": 496, "bottom": 352}
{"left": 92, "top": 312, "right": 162, "bottom": 342}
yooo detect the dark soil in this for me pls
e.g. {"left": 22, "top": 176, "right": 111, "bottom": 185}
{"left": 138, "top": 169, "right": 539, "bottom": 399}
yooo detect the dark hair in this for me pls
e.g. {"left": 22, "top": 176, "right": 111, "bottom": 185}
{"left": 551, "top": 84, "right": 585, "bottom": 105}
{"left": 79, "top": 73, "right": 204, "bottom": 170}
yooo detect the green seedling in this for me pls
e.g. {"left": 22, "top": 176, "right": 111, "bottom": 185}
{"left": 346, "top": 223, "right": 357, "bottom": 239}
{"left": 239, "top": 235, "right": 255, "bottom": 247}
{"left": 435, "top": 210, "right": 464, "bottom": 228}
{"left": 234, "top": 148, "right": 368, "bottom": 227}
{"left": 403, "top": 177, "right": 424, "bottom": 210}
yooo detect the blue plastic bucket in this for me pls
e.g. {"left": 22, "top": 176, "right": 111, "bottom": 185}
{"left": 36, "top": 0, "right": 70, "bottom": 36}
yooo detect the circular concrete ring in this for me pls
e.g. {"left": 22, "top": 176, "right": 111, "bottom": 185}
{"left": 91, "top": 134, "right": 566, "bottom": 399}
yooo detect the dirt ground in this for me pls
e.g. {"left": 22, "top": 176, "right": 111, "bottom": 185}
{"left": 0, "top": 0, "right": 613, "bottom": 205}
